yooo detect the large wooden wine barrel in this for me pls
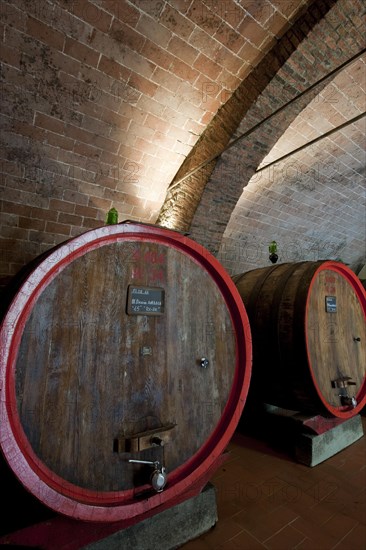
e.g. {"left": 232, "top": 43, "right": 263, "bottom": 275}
{"left": 233, "top": 261, "right": 366, "bottom": 419}
{"left": 0, "top": 223, "right": 251, "bottom": 523}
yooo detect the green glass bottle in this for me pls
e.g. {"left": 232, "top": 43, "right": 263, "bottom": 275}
{"left": 269, "top": 240, "right": 277, "bottom": 254}
{"left": 106, "top": 207, "right": 118, "bottom": 225}
{"left": 269, "top": 240, "right": 278, "bottom": 264}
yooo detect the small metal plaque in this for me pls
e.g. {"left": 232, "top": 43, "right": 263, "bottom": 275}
{"left": 127, "top": 286, "right": 165, "bottom": 315}
{"left": 325, "top": 296, "right": 337, "bottom": 313}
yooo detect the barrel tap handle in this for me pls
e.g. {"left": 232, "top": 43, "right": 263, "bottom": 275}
{"left": 128, "top": 459, "right": 167, "bottom": 492}
{"left": 339, "top": 395, "right": 357, "bottom": 408}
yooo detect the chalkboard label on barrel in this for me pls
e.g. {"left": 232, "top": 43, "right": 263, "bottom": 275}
{"left": 325, "top": 296, "right": 337, "bottom": 313}
{"left": 127, "top": 285, "right": 165, "bottom": 315}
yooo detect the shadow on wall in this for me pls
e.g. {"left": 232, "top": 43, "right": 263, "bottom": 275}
{"left": 0, "top": 149, "right": 145, "bottom": 291}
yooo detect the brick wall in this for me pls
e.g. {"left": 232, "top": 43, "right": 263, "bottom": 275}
{"left": 0, "top": 0, "right": 313, "bottom": 286}
{"left": 186, "top": 0, "right": 365, "bottom": 275}
{"left": 157, "top": 0, "right": 330, "bottom": 231}
{"left": 0, "top": 0, "right": 364, "bottom": 287}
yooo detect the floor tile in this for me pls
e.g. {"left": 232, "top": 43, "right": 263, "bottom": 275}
{"left": 264, "top": 524, "right": 307, "bottom": 549}
{"left": 181, "top": 416, "right": 366, "bottom": 549}
{"left": 233, "top": 503, "right": 299, "bottom": 542}
{"left": 217, "top": 528, "right": 267, "bottom": 549}
{"left": 199, "top": 517, "right": 244, "bottom": 547}
{"left": 331, "top": 523, "right": 366, "bottom": 550}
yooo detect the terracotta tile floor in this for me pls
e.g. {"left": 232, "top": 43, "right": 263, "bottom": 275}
{"left": 181, "top": 415, "right": 366, "bottom": 550}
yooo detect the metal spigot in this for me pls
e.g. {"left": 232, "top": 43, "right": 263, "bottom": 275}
{"left": 339, "top": 395, "right": 357, "bottom": 408}
{"left": 128, "top": 459, "right": 167, "bottom": 492}
{"left": 332, "top": 376, "right": 357, "bottom": 410}
{"left": 200, "top": 357, "right": 209, "bottom": 368}
{"left": 150, "top": 436, "right": 164, "bottom": 447}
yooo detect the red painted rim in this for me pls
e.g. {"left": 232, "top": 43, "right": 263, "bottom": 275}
{"left": 0, "top": 223, "right": 252, "bottom": 521}
{"left": 305, "top": 261, "right": 366, "bottom": 419}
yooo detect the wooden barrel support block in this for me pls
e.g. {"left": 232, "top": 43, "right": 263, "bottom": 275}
{"left": 233, "top": 261, "right": 366, "bottom": 419}
{"left": 0, "top": 223, "right": 252, "bottom": 522}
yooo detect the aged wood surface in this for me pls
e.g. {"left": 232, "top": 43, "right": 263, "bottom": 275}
{"left": 234, "top": 262, "right": 366, "bottom": 416}
{"left": 306, "top": 269, "right": 365, "bottom": 408}
{"left": 15, "top": 241, "right": 236, "bottom": 492}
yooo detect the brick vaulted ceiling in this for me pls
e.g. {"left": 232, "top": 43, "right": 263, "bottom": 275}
{"left": 0, "top": 0, "right": 365, "bottom": 286}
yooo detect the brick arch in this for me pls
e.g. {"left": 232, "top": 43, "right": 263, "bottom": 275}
{"left": 217, "top": 53, "right": 365, "bottom": 275}
{"left": 157, "top": 0, "right": 364, "bottom": 257}
{"left": 0, "top": 0, "right": 364, "bottom": 288}
{"left": 0, "top": 0, "right": 316, "bottom": 287}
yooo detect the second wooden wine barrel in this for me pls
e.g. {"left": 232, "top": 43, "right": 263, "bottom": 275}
{"left": 233, "top": 261, "right": 366, "bottom": 418}
{"left": 0, "top": 223, "right": 251, "bottom": 524}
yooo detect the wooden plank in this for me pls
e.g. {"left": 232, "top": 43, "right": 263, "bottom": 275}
{"left": 15, "top": 241, "right": 236, "bottom": 492}
{"left": 306, "top": 268, "right": 366, "bottom": 411}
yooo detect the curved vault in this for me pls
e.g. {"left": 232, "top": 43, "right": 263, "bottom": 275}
{"left": 156, "top": 0, "right": 365, "bottom": 274}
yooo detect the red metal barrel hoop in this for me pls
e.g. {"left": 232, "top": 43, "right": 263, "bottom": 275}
{"left": 0, "top": 223, "right": 252, "bottom": 522}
